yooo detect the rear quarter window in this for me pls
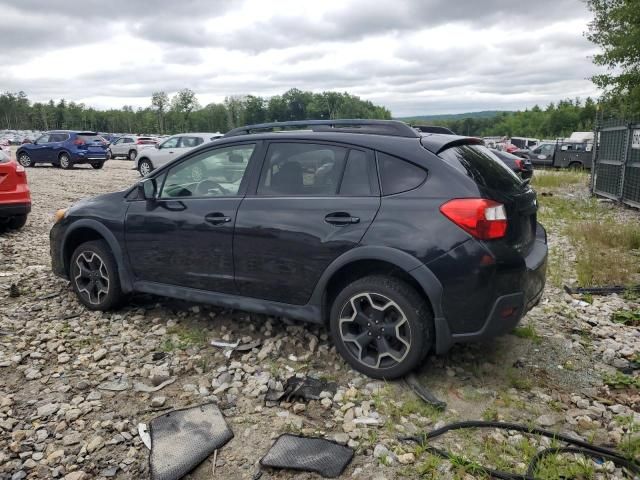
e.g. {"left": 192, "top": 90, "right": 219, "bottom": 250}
{"left": 377, "top": 152, "right": 427, "bottom": 195}
{"left": 438, "top": 144, "right": 524, "bottom": 194}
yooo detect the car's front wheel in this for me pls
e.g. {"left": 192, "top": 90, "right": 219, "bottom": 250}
{"left": 128, "top": 150, "right": 137, "bottom": 161}
{"left": 138, "top": 158, "right": 153, "bottom": 176}
{"left": 18, "top": 153, "right": 32, "bottom": 167}
{"left": 59, "top": 153, "right": 72, "bottom": 169}
{"left": 70, "top": 240, "right": 123, "bottom": 310}
{"left": 330, "top": 275, "right": 433, "bottom": 379}
{"left": 91, "top": 162, "right": 104, "bottom": 169}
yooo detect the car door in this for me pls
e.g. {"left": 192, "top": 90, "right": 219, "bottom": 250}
{"left": 124, "top": 142, "right": 260, "bottom": 293}
{"left": 531, "top": 143, "right": 555, "bottom": 166}
{"left": 152, "top": 136, "right": 181, "bottom": 168}
{"left": 29, "top": 134, "right": 51, "bottom": 162}
{"left": 46, "top": 133, "right": 69, "bottom": 162}
{"left": 233, "top": 142, "right": 381, "bottom": 305}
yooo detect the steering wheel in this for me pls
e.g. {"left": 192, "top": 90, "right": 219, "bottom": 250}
{"left": 195, "top": 179, "right": 228, "bottom": 196}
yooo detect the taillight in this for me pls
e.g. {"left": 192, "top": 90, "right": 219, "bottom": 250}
{"left": 440, "top": 198, "right": 508, "bottom": 240}
{"left": 74, "top": 139, "right": 85, "bottom": 146}
{"left": 515, "top": 159, "right": 524, "bottom": 171}
{"left": 15, "top": 162, "right": 26, "bottom": 176}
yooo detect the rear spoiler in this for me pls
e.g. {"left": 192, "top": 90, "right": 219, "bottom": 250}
{"left": 419, "top": 134, "right": 484, "bottom": 155}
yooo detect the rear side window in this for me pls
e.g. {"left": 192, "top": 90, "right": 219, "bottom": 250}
{"left": 378, "top": 153, "right": 427, "bottom": 195}
{"left": 438, "top": 144, "right": 523, "bottom": 193}
{"left": 181, "top": 136, "right": 203, "bottom": 148}
{"left": 50, "top": 133, "right": 69, "bottom": 142}
{"left": 258, "top": 143, "right": 347, "bottom": 196}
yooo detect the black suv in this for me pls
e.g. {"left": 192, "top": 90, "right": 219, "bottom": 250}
{"left": 50, "top": 120, "right": 547, "bottom": 379}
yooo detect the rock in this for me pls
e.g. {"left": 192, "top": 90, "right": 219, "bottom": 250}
{"left": 64, "top": 472, "right": 88, "bottom": 480}
{"left": 373, "top": 444, "right": 397, "bottom": 463}
{"left": 37, "top": 403, "right": 59, "bottom": 417}
{"left": 93, "top": 348, "right": 108, "bottom": 361}
{"left": 24, "top": 368, "right": 41, "bottom": 380}
{"left": 397, "top": 453, "right": 416, "bottom": 464}
{"left": 63, "top": 432, "right": 82, "bottom": 445}
{"left": 87, "top": 435, "right": 105, "bottom": 453}
{"left": 292, "top": 403, "right": 306, "bottom": 414}
{"left": 151, "top": 396, "right": 166, "bottom": 407}
{"left": 86, "top": 390, "right": 102, "bottom": 401}
{"left": 333, "top": 433, "right": 349, "bottom": 445}
{"left": 535, "top": 414, "right": 559, "bottom": 427}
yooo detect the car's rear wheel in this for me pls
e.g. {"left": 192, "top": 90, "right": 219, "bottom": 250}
{"left": 138, "top": 158, "right": 153, "bottom": 176}
{"left": 70, "top": 240, "right": 123, "bottom": 311}
{"left": 59, "top": 153, "right": 72, "bottom": 169}
{"left": 106, "top": 149, "right": 112, "bottom": 160}
{"left": 128, "top": 150, "right": 137, "bottom": 161}
{"left": 568, "top": 162, "right": 583, "bottom": 170}
{"left": 329, "top": 275, "right": 433, "bottom": 379}
{"left": 5, "top": 215, "right": 27, "bottom": 230}
{"left": 18, "top": 153, "right": 32, "bottom": 167}
{"left": 91, "top": 162, "right": 104, "bottom": 169}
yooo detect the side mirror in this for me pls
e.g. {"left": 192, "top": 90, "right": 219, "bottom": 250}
{"left": 138, "top": 178, "right": 157, "bottom": 200}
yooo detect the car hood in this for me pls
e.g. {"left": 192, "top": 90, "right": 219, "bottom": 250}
{"left": 68, "top": 190, "right": 127, "bottom": 216}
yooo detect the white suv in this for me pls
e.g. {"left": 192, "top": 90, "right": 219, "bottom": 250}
{"left": 108, "top": 136, "right": 157, "bottom": 161}
{"left": 135, "top": 133, "right": 222, "bottom": 176}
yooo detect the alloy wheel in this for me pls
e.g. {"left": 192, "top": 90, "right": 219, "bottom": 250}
{"left": 139, "top": 161, "right": 151, "bottom": 176}
{"left": 74, "top": 251, "right": 110, "bottom": 305}
{"left": 338, "top": 292, "right": 411, "bottom": 369}
{"left": 18, "top": 154, "right": 31, "bottom": 167}
{"left": 59, "top": 154, "right": 70, "bottom": 168}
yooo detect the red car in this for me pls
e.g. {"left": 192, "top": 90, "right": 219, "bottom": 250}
{"left": 0, "top": 150, "right": 31, "bottom": 230}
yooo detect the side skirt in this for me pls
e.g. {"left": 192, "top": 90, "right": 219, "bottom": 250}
{"left": 134, "top": 281, "right": 322, "bottom": 324}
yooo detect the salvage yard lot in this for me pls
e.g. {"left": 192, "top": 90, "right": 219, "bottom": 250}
{"left": 1, "top": 162, "right": 639, "bottom": 479}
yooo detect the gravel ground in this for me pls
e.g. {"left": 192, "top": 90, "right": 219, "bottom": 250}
{"left": 1, "top": 159, "right": 638, "bottom": 480}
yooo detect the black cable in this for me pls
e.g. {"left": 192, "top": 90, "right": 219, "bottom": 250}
{"left": 401, "top": 421, "right": 640, "bottom": 479}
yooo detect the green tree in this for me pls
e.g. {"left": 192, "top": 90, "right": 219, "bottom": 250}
{"left": 151, "top": 91, "right": 170, "bottom": 133}
{"left": 586, "top": 0, "right": 640, "bottom": 115}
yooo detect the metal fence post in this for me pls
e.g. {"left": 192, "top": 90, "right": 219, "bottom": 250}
{"left": 618, "top": 123, "right": 630, "bottom": 200}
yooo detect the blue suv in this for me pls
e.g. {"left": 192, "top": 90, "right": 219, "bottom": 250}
{"left": 17, "top": 131, "right": 108, "bottom": 169}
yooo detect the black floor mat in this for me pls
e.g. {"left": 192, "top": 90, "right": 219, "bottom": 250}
{"left": 260, "top": 434, "right": 354, "bottom": 478}
{"left": 149, "top": 403, "right": 233, "bottom": 480}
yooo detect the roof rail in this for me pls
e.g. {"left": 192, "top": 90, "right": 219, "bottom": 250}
{"left": 223, "top": 119, "right": 421, "bottom": 138}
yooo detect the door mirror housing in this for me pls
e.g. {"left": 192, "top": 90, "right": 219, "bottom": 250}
{"left": 138, "top": 178, "right": 157, "bottom": 200}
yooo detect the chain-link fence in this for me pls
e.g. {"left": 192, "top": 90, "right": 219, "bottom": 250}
{"left": 592, "top": 117, "right": 640, "bottom": 208}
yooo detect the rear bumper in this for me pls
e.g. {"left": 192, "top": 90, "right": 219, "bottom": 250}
{"left": 70, "top": 152, "right": 107, "bottom": 163}
{"left": 432, "top": 223, "right": 548, "bottom": 353}
{"left": 0, "top": 202, "right": 31, "bottom": 218}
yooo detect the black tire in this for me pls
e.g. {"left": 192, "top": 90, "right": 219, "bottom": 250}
{"left": 128, "top": 149, "right": 137, "bottom": 161}
{"left": 138, "top": 158, "right": 153, "bottom": 176}
{"left": 17, "top": 152, "right": 32, "bottom": 167}
{"left": 70, "top": 240, "right": 123, "bottom": 311}
{"left": 329, "top": 275, "right": 433, "bottom": 379}
{"left": 91, "top": 162, "right": 104, "bottom": 169}
{"left": 106, "top": 149, "right": 112, "bottom": 160}
{"left": 59, "top": 153, "right": 72, "bottom": 169}
{"left": 6, "top": 215, "right": 27, "bottom": 230}
{"left": 568, "top": 162, "right": 583, "bottom": 170}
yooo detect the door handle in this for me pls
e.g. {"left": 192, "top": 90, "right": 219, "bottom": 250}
{"left": 205, "top": 212, "right": 231, "bottom": 225}
{"left": 325, "top": 212, "right": 360, "bottom": 225}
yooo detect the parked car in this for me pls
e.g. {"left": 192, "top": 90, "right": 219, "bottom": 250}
{"left": 510, "top": 137, "right": 539, "bottom": 150}
{"left": 107, "top": 136, "right": 157, "bottom": 161}
{"left": 16, "top": 131, "right": 108, "bottom": 169}
{"left": 490, "top": 148, "right": 533, "bottom": 180}
{"left": 135, "top": 133, "right": 223, "bottom": 176}
{"left": 50, "top": 119, "right": 547, "bottom": 379}
{"left": 0, "top": 150, "right": 31, "bottom": 230}
{"left": 515, "top": 141, "right": 593, "bottom": 169}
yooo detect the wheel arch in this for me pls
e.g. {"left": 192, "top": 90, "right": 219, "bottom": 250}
{"left": 310, "top": 246, "right": 444, "bottom": 324}
{"left": 62, "top": 220, "right": 133, "bottom": 292}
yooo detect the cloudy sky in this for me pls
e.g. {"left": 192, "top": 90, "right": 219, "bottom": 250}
{"left": 0, "top": 0, "right": 600, "bottom": 116}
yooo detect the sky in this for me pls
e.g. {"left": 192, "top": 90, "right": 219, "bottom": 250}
{"left": 0, "top": 0, "right": 600, "bottom": 116}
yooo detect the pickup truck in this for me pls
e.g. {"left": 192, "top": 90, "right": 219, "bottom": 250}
{"left": 516, "top": 141, "right": 593, "bottom": 169}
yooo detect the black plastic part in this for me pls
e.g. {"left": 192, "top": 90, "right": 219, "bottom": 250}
{"left": 401, "top": 421, "right": 640, "bottom": 480}
{"left": 404, "top": 372, "right": 447, "bottom": 411}
{"left": 260, "top": 434, "right": 354, "bottom": 478}
{"left": 149, "top": 403, "right": 233, "bottom": 480}
{"left": 564, "top": 284, "right": 640, "bottom": 295}
{"left": 265, "top": 376, "right": 337, "bottom": 403}
{"left": 224, "top": 119, "right": 421, "bottom": 138}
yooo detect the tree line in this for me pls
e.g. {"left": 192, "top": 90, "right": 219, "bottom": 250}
{"left": 410, "top": 97, "right": 599, "bottom": 139}
{"left": 0, "top": 88, "right": 391, "bottom": 134}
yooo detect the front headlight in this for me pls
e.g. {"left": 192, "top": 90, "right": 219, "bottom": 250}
{"left": 54, "top": 208, "right": 67, "bottom": 223}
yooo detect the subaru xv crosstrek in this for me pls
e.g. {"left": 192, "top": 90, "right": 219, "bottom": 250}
{"left": 50, "top": 120, "right": 547, "bottom": 379}
{"left": 17, "top": 131, "right": 108, "bottom": 169}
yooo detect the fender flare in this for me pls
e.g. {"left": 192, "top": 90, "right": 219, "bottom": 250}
{"left": 309, "top": 245, "right": 444, "bottom": 319}
{"left": 62, "top": 219, "right": 133, "bottom": 292}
